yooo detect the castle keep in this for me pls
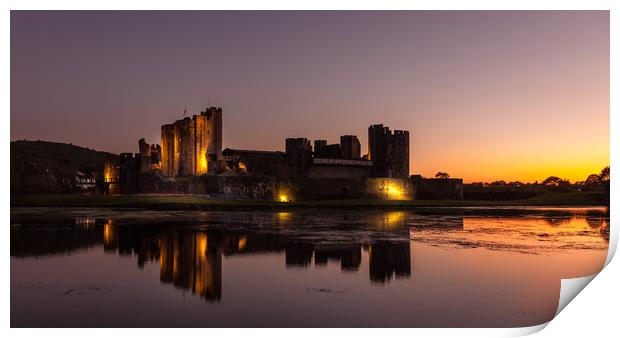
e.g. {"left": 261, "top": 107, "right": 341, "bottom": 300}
{"left": 160, "top": 107, "right": 222, "bottom": 177}
{"left": 105, "top": 105, "right": 462, "bottom": 200}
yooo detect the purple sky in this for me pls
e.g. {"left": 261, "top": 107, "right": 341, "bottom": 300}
{"left": 10, "top": 11, "right": 609, "bottom": 182}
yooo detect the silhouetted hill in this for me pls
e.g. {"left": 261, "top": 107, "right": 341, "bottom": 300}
{"left": 11, "top": 140, "right": 118, "bottom": 194}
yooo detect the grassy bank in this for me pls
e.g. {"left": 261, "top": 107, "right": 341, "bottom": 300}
{"left": 10, "top": 191, "right": 609, "bottom": 211}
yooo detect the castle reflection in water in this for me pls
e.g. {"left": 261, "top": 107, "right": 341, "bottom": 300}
{"left": 104, "top": 220, "right": 413, "bottom": 301}
{"left": 11, "top": 209, "right": 609, "bottom": 305}
{"left": 12, "top": 213, "right": 426, "bottom": 302}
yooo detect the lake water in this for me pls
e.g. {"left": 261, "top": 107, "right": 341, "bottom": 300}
{"left": 10, "top": 207, "right": 609, "bottom": 327}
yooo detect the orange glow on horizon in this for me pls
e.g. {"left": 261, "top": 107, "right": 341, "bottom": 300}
{"left": 424, "top": 164, "right": 611, "bottom": 184}
{"left": 416, "top": 149, "right": 609, "bottom": 184}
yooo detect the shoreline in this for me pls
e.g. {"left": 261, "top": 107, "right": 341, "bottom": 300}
{"left": 10, "top": 192, "right": 609, "bottom": 212}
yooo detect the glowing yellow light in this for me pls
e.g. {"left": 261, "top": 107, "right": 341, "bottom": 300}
{"left": 368, "top": 178, "right": 410, "bottom": 201}
{"left": 237, "top": 237, "right": 247, "bottom": 251}
{"left": 238, "top": 161, "right": 247, "bottom": 171}
{"left": 378, "top": 211, "right": 406, "bottom": 229}
{"left": 103, "top": 219, "right": 114, "bottom": 245}
{"left": 198, "top": 150, "right": 208, "bottom": 174}
{"left": 104, "top": 165, "right": 112, "bottom": 183}
{"left": 276, "top": 212, "right": 291, "bottom": 223}
{"left": 103, "top": 160, "right": 119, "bottom": 184}
{"left": 277, "top": 187, "right": 294, "bottom": 203}
{"left": 196, "top": 233, "right": 208, "bottom": 256}
{"left": 385, "top": 182, "right": 405, "bottom": 200}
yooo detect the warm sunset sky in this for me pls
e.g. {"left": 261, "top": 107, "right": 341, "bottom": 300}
{"left": 10, "top": 11, "right": 609, "bottom": 183}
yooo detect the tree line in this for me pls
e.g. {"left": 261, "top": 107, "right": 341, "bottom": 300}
{"left": 434, "top": 166, "right": 610, "bottom": 188}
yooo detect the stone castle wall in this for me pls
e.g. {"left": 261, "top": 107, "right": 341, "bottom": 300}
{"left": 126, "top": 172, "right": 462, "bottom": 201}
{"left": 366, "top": 178, "right": 413, "bottom": 200}
{"left": 139, "top": 173, "right": 206, "bottom": 194}
{"left": 307, "top": 162, "right": 372, "bottom": 179}
{"left": 202, "top": 175, "right": 275, "bottom": 200}
{"left": 411, "top": 175, "right": 463, "bottom": 200}
{"left": 137, "top": 173, "right": 413, "bottom": 201}
{"left": 160, "top": 107, "right": 222, "bottom": 178}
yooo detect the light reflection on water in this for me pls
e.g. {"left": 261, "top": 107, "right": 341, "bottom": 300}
{"left": 10, "top": 208, "right": 609, "bottom": 327}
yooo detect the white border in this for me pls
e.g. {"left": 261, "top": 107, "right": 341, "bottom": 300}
{"left": 3, "top": 1, "right": 618, "bottom": 337}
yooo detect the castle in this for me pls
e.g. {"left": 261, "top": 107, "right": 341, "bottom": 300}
{"left": 104, "top": 106, "right": 462, "bottom": 200}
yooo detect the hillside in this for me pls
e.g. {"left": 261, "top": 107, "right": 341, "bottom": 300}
{"left": 10, "top": 140, "right": 118, "bottom": 194}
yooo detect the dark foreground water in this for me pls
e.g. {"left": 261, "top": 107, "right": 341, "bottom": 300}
{"left": 10, "top": 207, "right": 609, "bottom": 327}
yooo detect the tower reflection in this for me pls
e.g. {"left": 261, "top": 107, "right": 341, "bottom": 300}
{"left": 159, "top": 230, "right": 222, "bottom": 301}
{"left": 366, "top": 242, "right": 411, "bottom": 283}
{"left": 314, "top": 244, "right": 362, "bottom": 271}
{"left": 103, "top": 219, "right": 118, "bottom": 252}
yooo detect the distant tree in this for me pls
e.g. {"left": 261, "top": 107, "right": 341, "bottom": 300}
{"left": 490, "top": 180, "right": 506, "bottom": 186}
{"left": 585, "top": 174, "right": 601, "bottom": 186}
{"left": 508, "top": 181, "right": 524, "bottom": 186}
{"left": 558, "top": 179, "right": 571, "bottom": 186}
{"left": 599, "top": 166, "right": 610, "bottom": 182}
{"left": 601, "top": 167, "right": 610, "bottom": 205}
{"left": 542, "top": 176, "right": 562, "bottom": 186}
{"left": 435, "top": 172, "right": 450, "bottom": 179}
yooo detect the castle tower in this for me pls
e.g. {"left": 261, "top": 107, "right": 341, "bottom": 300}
{"left": 161, "top": 124, "right": 175, "bottom": 177}
{"left": 198, "top": 107, "right": 223, "bottom": 174}
{"left": 368, "top": 124, "right": 410, "bottom": 178}
{"left": 285, "top": 138, "right": 312, "bottom": 177}
{"left": 390, "top": 130, "right": 409, "bottom": 179}
{"left": 368, "top": 124, "right": 390, "bottom": 177}
{"left": 340, "top": 135, "right": 361, "bottom": 160}
{"left": 313, "top": 140, "right": 327, "bottom": 157}
{"left": 160, "top": 107, "right": 223, "bottom": 177}
{"left": 138, "top": 138, "right": 152, "bottom": 174}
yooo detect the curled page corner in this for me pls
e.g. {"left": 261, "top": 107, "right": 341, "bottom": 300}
{"left": 555, "top": 274, "right": 597, "bottom": 316}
